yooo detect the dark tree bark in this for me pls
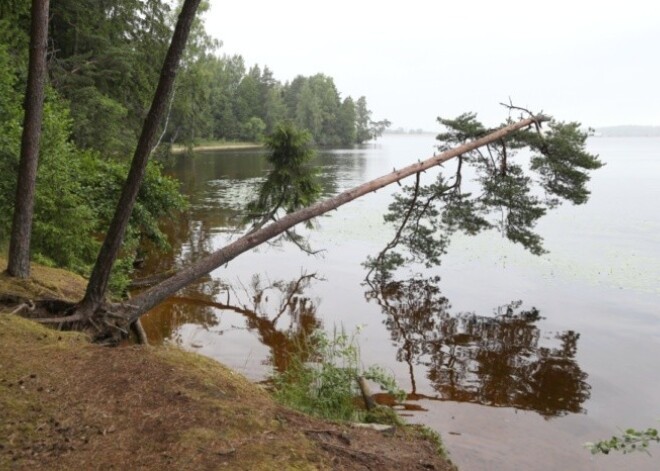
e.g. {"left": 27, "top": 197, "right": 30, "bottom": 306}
{"left": 78, "top": 0, "right": 201, "bottom": 316}
{"left": 7, "top": 0, "right": 50, "bottom": 279}
{"left": 121, "top": 116, "right": 547, "bottom": 324}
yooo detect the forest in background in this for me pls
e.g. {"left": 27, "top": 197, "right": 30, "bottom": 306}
{"left": 0, "top": 0, "right": 387, "bottom": 287}
{"left": 2, "top": 0, "right": 388, "bottom": 155}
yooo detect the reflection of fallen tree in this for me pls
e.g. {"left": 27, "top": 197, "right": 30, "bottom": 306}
{"left": 366, "top": 276, "right": 448, "bottom": 396}
{"left": 140, "top": 294, "right": 220, "bottom": 343}
{"left": 366, "top": 276, "right": 591, "bottom": 417}
{"left": 161, "top": 273, "right": 322, "bottom": 371}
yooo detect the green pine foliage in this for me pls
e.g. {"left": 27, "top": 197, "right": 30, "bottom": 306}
{"left": 48, "top": 0, "right": 173, "bottom": 156}
{"left": 366, "top": 113, "right": 604, "bottom": 280}
{"left": 245, "top": 123, "right": 321, "bottom": 228}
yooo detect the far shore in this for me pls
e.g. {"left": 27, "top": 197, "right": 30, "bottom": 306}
{"left": 170, "top": 141, "right": 264, "bottom": 154}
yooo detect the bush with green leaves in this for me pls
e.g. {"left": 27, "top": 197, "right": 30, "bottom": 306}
{"left": 0, "top": 46, "right": 186, "bottom": 293}
{"left": 272, "top": 327, "right": 405, "bottom": 422}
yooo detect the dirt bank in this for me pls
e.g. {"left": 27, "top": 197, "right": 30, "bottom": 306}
{"left": 0, "top": 263, "right": 455, "bottom": 470}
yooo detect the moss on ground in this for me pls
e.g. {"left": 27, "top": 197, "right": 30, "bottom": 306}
{"left": 0, "top": 256, "right": 88, "bottom": 303}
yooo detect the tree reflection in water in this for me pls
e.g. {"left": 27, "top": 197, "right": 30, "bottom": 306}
{"left": 143, "top": 267, "right": 590, "bottom": 418}
{"left": 365, "top": 276, "right": 591, "bottom": 417}
{"left": 141, "top": 273, "right": 322, "bottom": 372}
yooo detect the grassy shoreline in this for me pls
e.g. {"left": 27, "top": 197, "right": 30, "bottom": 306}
{"left": 169, "top": 141, "right": 264, "bottom": 154}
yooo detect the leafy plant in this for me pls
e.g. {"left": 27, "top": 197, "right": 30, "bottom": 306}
{"left": 586, "top": 427, "right": 659, "bottom": 455}
{"left": 272, "top": 327, "right": 405, "bottom": 422}
{"left": 0, "top": 44, "right": 186, "bottom": 294}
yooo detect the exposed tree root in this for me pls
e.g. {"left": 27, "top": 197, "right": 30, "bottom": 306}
{"left": 4, "top": 295, "right": 135, "bottom": 345}
{"left": 31, "top": 313, "right": 82, "bottom": 324}
{"left": 9, "top": 300, "right": 34, "bottom": 315}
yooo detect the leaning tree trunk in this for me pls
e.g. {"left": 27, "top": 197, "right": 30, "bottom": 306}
{"left": 78, "top": 0, "right": 201, "bottom": 316}
{"left": 7, "top": 0, "right": 50, "bottom": 279}
{"left": 120, "top": 116, "right": 547, "bottom": 325}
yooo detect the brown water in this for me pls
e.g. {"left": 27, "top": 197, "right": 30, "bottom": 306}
{"left": 138, "top": 134, "right": 660, "bottom": 470}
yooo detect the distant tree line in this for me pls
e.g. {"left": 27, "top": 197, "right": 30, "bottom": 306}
{"left": 171, "top": 60, "right": 389, "bottom": 147}
{"left": 2, "top": 0, "right": 388, "bottom": 157}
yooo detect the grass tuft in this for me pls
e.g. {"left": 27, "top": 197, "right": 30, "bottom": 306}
{"left": 272, "top": 327, "right": 405, "bottom": 423}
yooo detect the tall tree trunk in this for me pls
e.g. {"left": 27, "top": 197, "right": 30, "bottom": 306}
{"left": 78, "top": 0, "right": 201, "bottom": 316}
{"left": 122, "top": 116, "right": 547, "bottom": 324}
{"left": 7, "top": 0, "right": 50, "bottom": 279}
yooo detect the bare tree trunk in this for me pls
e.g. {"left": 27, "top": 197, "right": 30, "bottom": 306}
{"left": 7, "top": 0, "right": 50, "bottom": 279}
{"left": 78, "top": 0, "right": 201, "bottom": 316}
{"left": 122, "top": 116, "right": 547, "bottom": 324}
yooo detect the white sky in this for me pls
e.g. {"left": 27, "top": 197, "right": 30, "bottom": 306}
{"left": 204, "top": 0, "right": 660, "bottom": 130}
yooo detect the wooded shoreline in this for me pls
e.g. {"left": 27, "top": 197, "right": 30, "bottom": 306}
{"left": 169, "top": 141, "right": 264, "bottom": 154}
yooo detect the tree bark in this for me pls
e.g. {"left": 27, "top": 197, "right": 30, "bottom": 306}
{"left": 78, "top": 0, "right": 201, "bottom": 316}
{"left": 122, "top": 116, "right": 547, "bottom": 324}
{"left": 130, "top": 319, "right": 149, "bottom": 345}
{"left": 7, "top": 0, "right": 50, "bottom": 279}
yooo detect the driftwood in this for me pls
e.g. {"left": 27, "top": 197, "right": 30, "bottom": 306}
{"left": 357, "top": 376, "right": 377, "bottom": 411}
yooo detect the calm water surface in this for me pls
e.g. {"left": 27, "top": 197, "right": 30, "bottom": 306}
{"left": 139, "top": 134, "right": 660, "bottom": 470}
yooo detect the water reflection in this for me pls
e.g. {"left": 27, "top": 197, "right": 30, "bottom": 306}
{"left": 365, "top": 276, "right": 591, "bottom": 417}
{"left": 141, "top": 268, "right": 591, "bottom": 419}
{"left": 161, "top": 149, "right": 370, "bottom": 233}
{"left": 139, "top": 147, "right": 373, "bottom": 343}
{"left": 143, "top": 144, "right": 590, "bottom": 418}
{"left": 141, "top": 273, "right": 322, "bottom": 371}
{"left": 143, "top": 148, "right": 374, "bottom": 276}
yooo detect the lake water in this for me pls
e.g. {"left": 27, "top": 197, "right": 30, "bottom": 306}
{"left": 139, "top": 134, "right": 660, "bottom": 470}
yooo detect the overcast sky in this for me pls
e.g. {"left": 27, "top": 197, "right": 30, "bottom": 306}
{"left": 204, "top": 0, "right": 660, "bottom": 130}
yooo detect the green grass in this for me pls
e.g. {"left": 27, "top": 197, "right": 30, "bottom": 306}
{"left": 272, "top": 327, "right": 405, "bottom": 423}
{"left": 414, "top": 424, "right": 452, "bottom": 461}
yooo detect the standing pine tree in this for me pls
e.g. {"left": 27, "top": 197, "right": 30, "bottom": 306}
{"left": 7, "top": 0, "right": 50, "bottom": 279}
{"left": 77, "top": 0, "right": 202, "bottom": 317}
